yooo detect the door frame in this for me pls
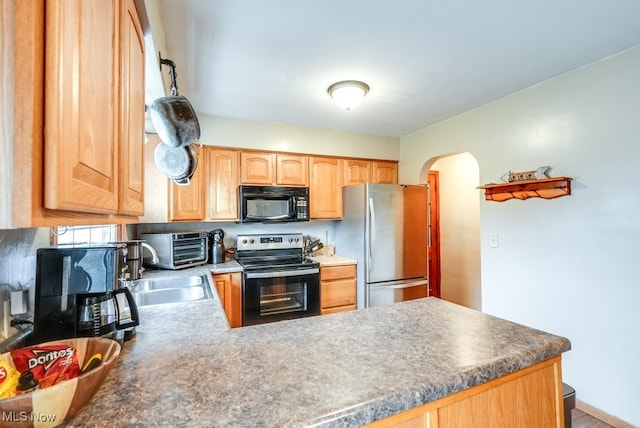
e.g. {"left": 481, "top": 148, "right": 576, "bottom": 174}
{"left": 427, "top": 171, "right": 441, "bottom": 298}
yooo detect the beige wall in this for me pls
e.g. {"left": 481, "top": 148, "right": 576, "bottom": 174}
{"left": 431, "top": 153, "right": 481, "bottom": 310}
{"left": 399, "top": 44, "right": 640, "bottom": 425}
{"left": 198, "top": 114, "right": 400, "bottom": 159}
{"left": 1, "top": 1, "right": 14, "bottom": 228}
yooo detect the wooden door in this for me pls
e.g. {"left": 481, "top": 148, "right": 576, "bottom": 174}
{"left": 371, "top": 161, "right": 398, "bottom": 184}
{"left": 207, "top": 148, "right": 239, "bottom": 220}
{"left": 427, "top": 171, "right": 441, "bottom": 298}
{"left": 309, "top": 156, "right": 343, "bottom": 219}
{"left": 343, "top": 159, "right": 371, "bottom": 186}
{"left": 118, "top": 0, "right": 145, "bottom": 215}
{"left": 240, "top": 152, "right": 275, "bottom": 184}
{"left": 276, "top": 154, "right": 308, "bottom": 186}
{"left": 170, "top": 148, "right": 206, "bottom": 221}
{"left": 44, "top": 0, "right": 120, "bottom": 213}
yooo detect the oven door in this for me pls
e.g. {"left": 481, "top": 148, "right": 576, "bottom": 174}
{"left": 243, "top": 267, "right": 320, "bottom": 326}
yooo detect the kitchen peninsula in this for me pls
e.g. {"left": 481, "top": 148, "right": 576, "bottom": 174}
{"left": 67, "top": 267, "right": 571, "bottom": 427}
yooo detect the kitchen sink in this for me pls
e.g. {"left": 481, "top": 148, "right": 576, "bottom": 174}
{"left": 129, "top": 275, "right": 212, "bottom": 307}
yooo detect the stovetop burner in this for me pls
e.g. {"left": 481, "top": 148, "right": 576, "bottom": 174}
{"left": 235, "top": 233, "right": 319, "bottom": 272}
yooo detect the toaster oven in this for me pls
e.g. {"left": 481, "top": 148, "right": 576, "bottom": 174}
{"left": 140, "top": 232, "right": 208, "bottom": 269}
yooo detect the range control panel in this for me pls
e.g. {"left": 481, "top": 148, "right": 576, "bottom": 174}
{"left": 236, "top": 233, "right": 303, "bottom": 251}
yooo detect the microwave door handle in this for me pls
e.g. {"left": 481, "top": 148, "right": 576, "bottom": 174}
{"left": 290, "top": 196, "right": 297, "bottom": 218}
{"left": 245, "top": 214, "right": 290, "bottom": 220}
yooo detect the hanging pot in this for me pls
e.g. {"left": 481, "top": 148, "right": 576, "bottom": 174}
{"left": 148, "top": 55, "right": 201, "bottom": 147}
{"left": 154, "top": 142, "right": 198, "bottom": 186}
{"left": 149, "top": 95, "right": 200, "bottom": 147}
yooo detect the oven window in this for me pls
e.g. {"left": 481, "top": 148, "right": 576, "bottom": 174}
{"left": 246, "top": 199, "right": 289, "bottom": 218}
{"left": 259, "top": 280, "right": 307, "bottom": 316}
{"left": 243, "top": 271, "right": 320, "bottom": 326}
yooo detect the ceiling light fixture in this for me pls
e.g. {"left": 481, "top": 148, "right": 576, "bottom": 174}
{"left": 327, "top": 80, "right": 370, "bottom": 111}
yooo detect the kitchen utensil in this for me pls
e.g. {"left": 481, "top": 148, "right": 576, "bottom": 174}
{"left": 149, "top": 95, "right": 200, "bottom": 148}
{"left": 148, "top": 56, "right": 200, "bottom": 148}
{"left": 154, "top": 142, "right": 198, "bottom": 186}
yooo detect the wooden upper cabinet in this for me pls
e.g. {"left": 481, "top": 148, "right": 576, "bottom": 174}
{"left": 276, "top": 154, "right": 308, "bottom": 186}
{"left": 344, "top": 159, "right": 372, "bottom": 186}
{"left": 170, "top": 148, "right": 206, "bottom": 221}
{"left": 240, "top": 152, "right": 308, "bottom": 186}
{"left": 372, "top": 161, "right": 398, "bottom": 184}
{"left": 240, "top": 152, "right": 275, "bottom": 184}
{"left": 44, "top": 0, "right": 121, "bottom": 213}
{"left": 207, "top": 148, "right": 240, "bottom": 220}
{"left": 118, "top": 0, "right": 145, "bottom": 215}
{"left": 309, "top": 156, "right": 343, "bottom": 219}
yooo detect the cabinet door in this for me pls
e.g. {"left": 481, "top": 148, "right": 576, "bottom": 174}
{"left": 321, "top": 279, "right": 356, "bottom": 312}
{"left": 276, "top": 154, "right": 308, "bottom": 186}
{"left": 372, "top": 161, "right": 398, "bottom": 184}
{"left": 320, "top": 264, "right": 357, "bottom": 314}
{"left": 226, "top": 272, "right": 242, "bottom": 328}
{"left": 344, "top": 159, "right": 371, "bottom": 186}
{"left": 44, "top": 0, "right": 120, "bottom": 213}
{"left": 170, "top": 148, "right": 206, "bottom": 221}
{"left": 240, "top": 152, "right": 275, "bottom": 184}
{"left": 309, "top": 156, "right": 343, "bottom": 219}
{"left": 118, "top": 0, "right": 145, "bottom": 215}
{"left": 212, "top": 272, "right": 242, "bottom": 328}
{"left": 207, "top": 148, "right": 239, "bottom": 220}
{"left": 213, "top": 275, "right": 226, "bottom": 308}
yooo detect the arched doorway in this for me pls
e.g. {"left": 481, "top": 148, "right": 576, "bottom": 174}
{"left": 420, "top": 152, "right": 482, "bottom": 310}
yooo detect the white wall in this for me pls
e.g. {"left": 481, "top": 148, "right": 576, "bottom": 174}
{"left": 400, "top": 44, "right": 640, "bottom": 425}
{"left": 431, "top": 153, "right": 481, "bottom": 310}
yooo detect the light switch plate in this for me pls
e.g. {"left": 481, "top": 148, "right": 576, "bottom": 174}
{"left": 489, "top": 233, "right": 499, "bottom": 248}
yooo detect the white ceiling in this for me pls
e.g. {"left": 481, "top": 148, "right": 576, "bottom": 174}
{"left": 154, "top": 0, "right": 640, "bottom": 138}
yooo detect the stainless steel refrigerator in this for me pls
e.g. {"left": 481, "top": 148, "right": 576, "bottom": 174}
{"left": 335, "top": 183, "right": 429, "bottom": 308}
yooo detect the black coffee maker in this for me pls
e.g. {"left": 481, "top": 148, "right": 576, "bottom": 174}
{"left": 31, "top": 244, "right": 139, "bottom": 344}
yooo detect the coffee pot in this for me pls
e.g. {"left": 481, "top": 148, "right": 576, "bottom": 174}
{"left": 208, "top": 229, "right": 225, "bottom": 264}
{"left": 32, "top": 244, "right": 140, "bottom": 344}
{"left": 76, "top": 289, "right": 139, "bottom": 338}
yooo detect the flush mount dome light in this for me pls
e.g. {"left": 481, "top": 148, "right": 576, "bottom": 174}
{"left": 327, "top": 80, "right": 369, "bottom": 111}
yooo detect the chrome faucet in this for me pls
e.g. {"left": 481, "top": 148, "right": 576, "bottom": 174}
{"left": 141, "top": 242, "right": 159, "bottom": 264}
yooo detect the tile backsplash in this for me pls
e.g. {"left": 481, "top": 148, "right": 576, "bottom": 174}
{"left": 0, "top": 228, "right": 50, "bottom": 310}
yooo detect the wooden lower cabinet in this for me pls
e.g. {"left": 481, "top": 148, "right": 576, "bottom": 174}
{"left": 212, "top": 272, "right": 242, "bottom": 328}
{"left": 366, "top": 356, "right": 565, "bottom": 428}
{"left": 320, "top": 264, "right": 356, "bottom": 314}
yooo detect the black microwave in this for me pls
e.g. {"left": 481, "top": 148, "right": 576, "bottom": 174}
{"left": 239, "top": 185, "right": 309, "bottom": 223}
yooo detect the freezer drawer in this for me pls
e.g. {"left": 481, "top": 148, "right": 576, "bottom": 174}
{"left": 368, "top": 279, "right": 428, "bottom": 307}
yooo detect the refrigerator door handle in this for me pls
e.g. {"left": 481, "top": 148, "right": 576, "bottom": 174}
{"left": 371, "top": 279, "right": 429, "bottom": 290}
{"left": 368, "top": 197, "right": 376, "bottom": 271}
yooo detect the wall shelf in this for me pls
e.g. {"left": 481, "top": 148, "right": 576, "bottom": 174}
{"left": 478, "top": 177, "right": 572, "bottom": 202}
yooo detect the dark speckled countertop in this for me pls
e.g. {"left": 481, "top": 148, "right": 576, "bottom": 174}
{"left": 65, "top": 266, "right": 570, "bottom": 427}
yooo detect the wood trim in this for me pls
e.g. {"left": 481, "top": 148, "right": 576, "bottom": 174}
{"left": 212, "top": 145, "right": 399, "bottom": 166}
{"left": 576, "top": 400, "right": 636, "bottom": 428}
